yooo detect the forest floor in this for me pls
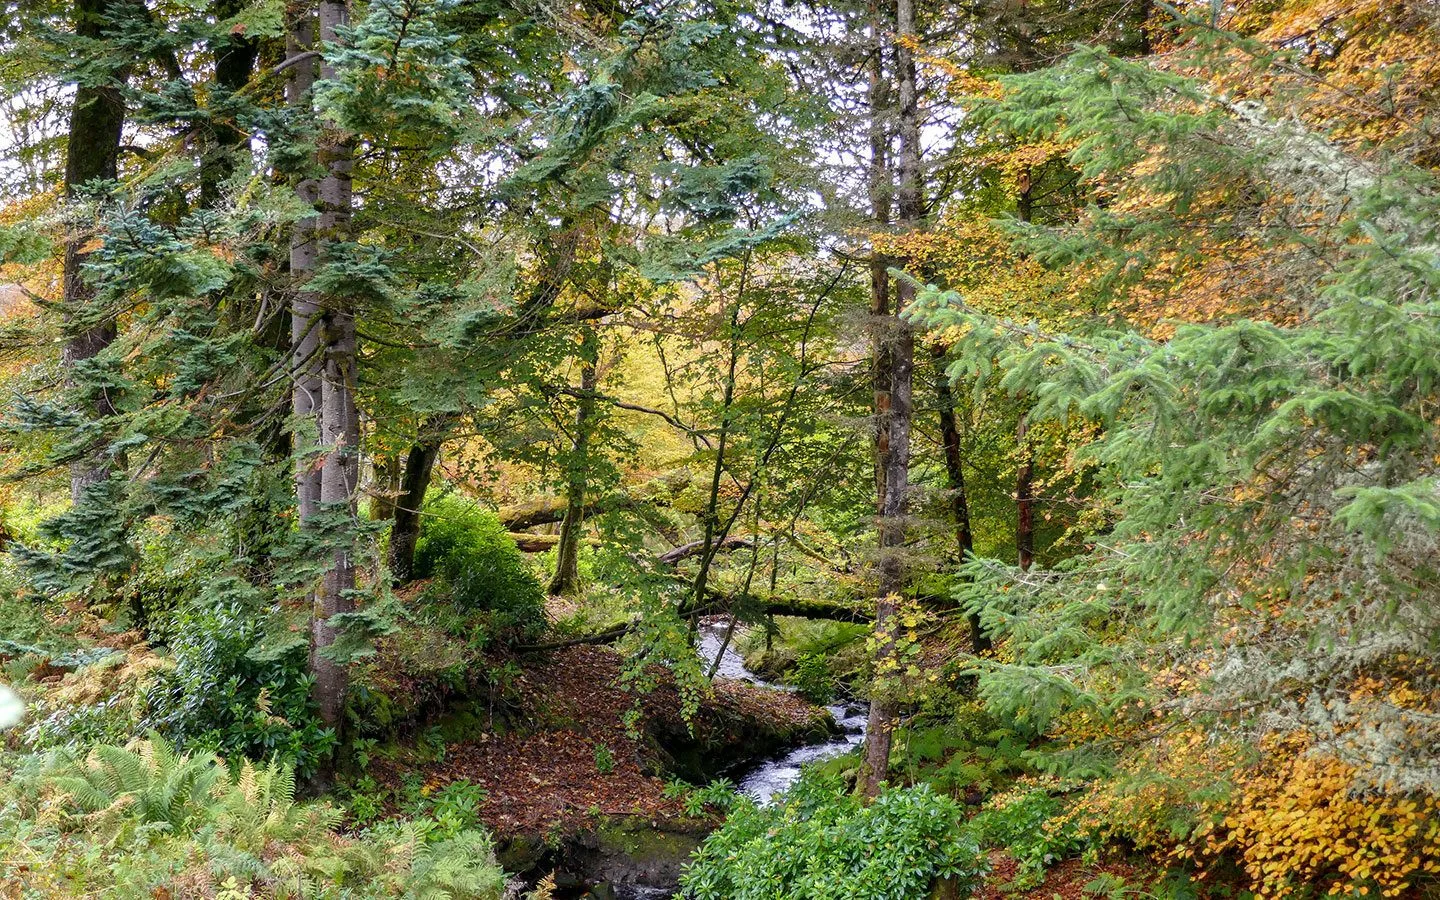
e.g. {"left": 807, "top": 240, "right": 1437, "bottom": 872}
{"left": 366, "top": 642, "right": 831, "bottom": 838}
{"left": 975, "top": 852, "right": 1145, "bottom": 900}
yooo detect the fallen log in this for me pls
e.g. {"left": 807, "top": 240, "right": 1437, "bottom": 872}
{"left": 759, "top": 596, "right": 873, "bottom": 622}
{"left": 656, "top": 536, "right": 754, "bottom": 565}
{"left": 508, "top": 532, "right": 600, "bottom": 552}
{"left": 499, "top": 498, "right": 584, "bottom": 531}
{"left": 509, "top": 532, "right": 560, "bottom": 552}
{"left": 497, "top": 470, "right": 691, "bottom": 530}
{"left": 515, "top": 591, "right": 871, "bottom": 653}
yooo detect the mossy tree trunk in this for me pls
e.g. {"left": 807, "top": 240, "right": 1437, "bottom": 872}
{"left": 549, "top": 327, "right": 599, "bottom": 596}
{"left": 862, "top": 0, "right": 922, "bottom": 801}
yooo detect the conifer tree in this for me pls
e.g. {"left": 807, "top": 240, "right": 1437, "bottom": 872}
{"left": 283, "top": 0, "right": 360, "bottom": 765}
{"left": 861, "top": 0, "right": 924, "bottom": 799}
{"left": 60, "top": 0, "right": 135, "bottom": 502}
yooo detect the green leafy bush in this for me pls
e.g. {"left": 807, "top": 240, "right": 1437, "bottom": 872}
{"left": 894, "top": 705, "right": 1033, "bottom": 798}
{"left": 141, "top": 589, "right": 334, "bottom": 778}
{"left": 413, "top": 494, "right": 545, "bottom": 641}
{"left": 682, "top": 773, "right": 986, "bottom": 900}
{"left": 792, "top": 652, "right": 836, "bottom": 704}
{"left": 418, "top": 779, "right": 489, "bottom": 840}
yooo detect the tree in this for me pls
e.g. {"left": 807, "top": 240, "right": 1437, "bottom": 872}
{"left": 861, "top": 0, "right": 923, "bottom": 800}
{"left": 548, "top": 326, "right": 601, "bottom": 596}
{"left": 913, "top": 2, "right": 1440, "bottom": 832}
{"left": 285, "top": 0, "right": 360, "bottom": 770}
{"left": 60, "top": 0, "right": 134, "bottom": 502}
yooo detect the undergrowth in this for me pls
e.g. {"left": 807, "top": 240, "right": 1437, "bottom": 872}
{"left": 0, "top": 734, "right": 511, "bottom": 899}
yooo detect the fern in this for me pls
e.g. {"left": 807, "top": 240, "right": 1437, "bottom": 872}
{"left": 407, "top": 830, "right": 507, "bottom": 900}
{"left": 527, "top": 873, "right": 558, "bottom": 900}
{"left": 16, "top": 737, "right": 511, "bottom": 896}
{"left": 41, "top": 734, "right": 221, "bottom": 830}
{"left": 213, "top": 757, "right": 340, "bottom": 850}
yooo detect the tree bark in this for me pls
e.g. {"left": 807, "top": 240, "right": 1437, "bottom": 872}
{"left": 288, "top": 4, "right": 323, "bottom": 524}
{"left": 201, "top": 0, "right": 258, "bottom": 208}
{"left": 862, "top": 0, "right": 921, "bottom": 801}
{"left": 63, "top": 0, "right": 130, "bottom": 503}
{"left": 311, "top": 0, "right": 360, "bottom": 748}
{"left": 932, "top": 345, "right": 990, "bottom": 654}
{"left": 549, "top": 328, "right": 599, "bottom": 596}
{"left": 1015, "top": 413, "right": 1034, "bottom": 572}
{"left": 388, "top": 439, "right": 440, "bottom": 583}
{"left": 289, "top": 0, "right": 358, "bottom": 774}
{"left": 867, "top": 3, "right": 893, "bottom": 513}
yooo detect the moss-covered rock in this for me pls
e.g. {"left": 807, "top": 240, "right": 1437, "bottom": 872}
{"left": 565, "top": 815, "right": 712, "bottom": 893}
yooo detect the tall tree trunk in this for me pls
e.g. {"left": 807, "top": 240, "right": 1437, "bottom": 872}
{"left": 289, "top": 0, "right": 358, "bottom": 776}
{"left": 867, "top": 12, "right": 893, "bottom": 512}
{"left": 312, "top": 0, "right": 359, "bottom": 750}
{"left": 549, "top": 328, "right": 599, "bottom": 597}
{"left": 932, "top": 345, "right": 990, "bottom": 654}
{"left": 288, "top": 5, "right": 322, "bottom": 524}
{"left": 63, "top": 0, "right": 130, "bottom": 503}
{"left": 1014, "top": 178, "right": 1035, "bottom": 574}
{"left": 861, "top": 0, "right": 921, "bottom": 800}
{"left": 201, "top": 0, "right": 257, "bottom": 207}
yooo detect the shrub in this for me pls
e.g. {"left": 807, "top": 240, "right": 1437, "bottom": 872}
{"left": 413, "top": 494, "right": 545, "bottom": 641}
{"left": 1070, "top": 725, "right": 1243, "bottom": 856}
{"left": 140, "top": 591, "right": 334, "bottom": 778}
{"left": 1190, "top": 735, "right": 1440, "bottom": 899}
{"left": 681, "top": 773, "right": 986, "bottom": 900}
{"left": 970, "top": 787, "right": 1094, "bottom": 888}
{"left": 0, "top": 736, "right": 510, "bottom": 899}
{"left": 792, "top": 652, "right": 836, "bottom": 704}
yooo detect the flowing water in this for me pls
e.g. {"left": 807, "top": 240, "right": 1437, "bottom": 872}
{"left": 696, "top": 623, "right": 868, "bottom": 805}
{"left": 600, "top": 625, "right": 868, "bottom": 899}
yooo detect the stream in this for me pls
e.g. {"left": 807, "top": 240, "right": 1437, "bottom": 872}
{"left": 585, "top": 626, "right": 869, "bottom": 900}
{"left": 696, "top": 623, "right": 869, "bottom": 806}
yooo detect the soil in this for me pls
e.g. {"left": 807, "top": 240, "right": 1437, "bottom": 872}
{"left": 367, "top": 642, "right": 831, "bottom": 841}
{"left": 975, "top": 851, "right": 1147, "bottom": 900}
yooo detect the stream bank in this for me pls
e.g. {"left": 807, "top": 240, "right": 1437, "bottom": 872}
{"left": 363, "top": 631, "right": 863, "bottom": 898}
{"left": 697, "top": 623, "right": 869, "bottom": 806}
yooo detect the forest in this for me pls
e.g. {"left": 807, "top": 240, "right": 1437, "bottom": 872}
{"left": 0, "top": 0, "right": 1437, "bottom": 896}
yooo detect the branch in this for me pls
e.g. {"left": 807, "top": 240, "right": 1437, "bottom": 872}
{"left": 550, "top": 385, "right": 713, "bottom": 448}
{"left": 657, "top": 536, "right": 753, "bottom": 565}
{"left": 272, "top": 50, "right": 322, "bottom": 76}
